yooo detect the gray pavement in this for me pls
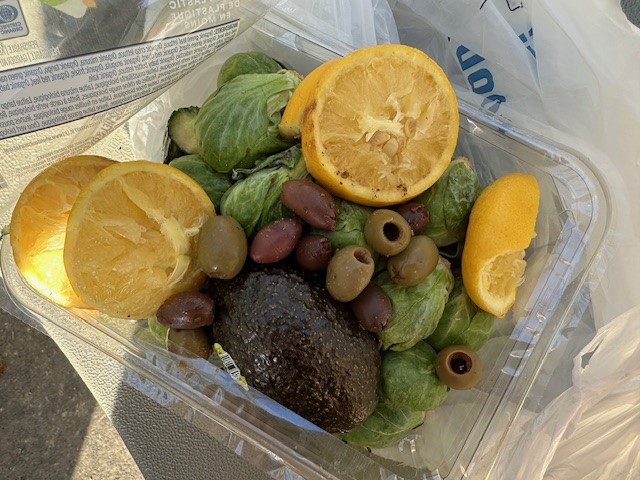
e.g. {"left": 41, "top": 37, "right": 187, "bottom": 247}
{"left": 0, "top": 308, "right": 143, "bottom": 480}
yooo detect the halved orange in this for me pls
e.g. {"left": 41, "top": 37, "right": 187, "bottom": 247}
{"left": 461, "top": 173, "right": 540, "bottom": 317}
{"left": 301, "top": 44, "right": 459, "bottom": 206}
{"left": 278, "top": 57, "right": 342, "bottom": 141}
{"left": 63, "top": 161, "right": 215, "bottom": 319}
{"left": 10, "top": 155, "right": 116, "bottom": 307}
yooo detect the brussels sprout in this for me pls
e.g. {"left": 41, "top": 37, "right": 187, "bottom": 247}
{"left": 167, "top": 106, "right": 200, "bottom": 156}
{"left": 375, "top": 259, "right": 454, "bottom": 351}
{"left": 195, "top": 70, "right": 302, "bottom": 173}
{"left": 427, "top": 276, "right": 495, "bottom": 352}
{"left": 339, "top": 401, "right": 426, "bottom": 449}
{"left": 380, "top": 341, "right": 449, "bottom": 411}
{"left": 415, "top": 157, "right": 481, "bottom": 246}
{"left": 217, "top": 51, "right": 283, "bottom": 86}
{"left": 312, "top": 198, "right": 374, "bottom": 252}
{"left": 169, "top": 155, "right": 232, "bottom": 206}
{"left": 220, "top": 146, "right": 307, "bottom": 236}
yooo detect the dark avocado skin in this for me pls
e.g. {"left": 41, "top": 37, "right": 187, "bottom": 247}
{"left": 205, "top": 262, "right": 380, "bottom": 433}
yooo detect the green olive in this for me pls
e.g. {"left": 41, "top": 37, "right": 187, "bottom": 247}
{"left": 364, "top": 209, "right": 413, "bottom": 256}
{"left": 387, "top": 235, "right": 439, "bottom": 286}
{"left": 326, "top": 245, "right": 375, "bottom": 302}
{"left": 167, "top": 327, "right": 213, "bottom": 359}
{"left": 435, "top": 345, "right": 483, "bottom": 390}
{"left": 197, "top": 215, "right": 247, "bottom": 279}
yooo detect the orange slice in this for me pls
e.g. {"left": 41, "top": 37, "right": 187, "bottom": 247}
{"left": 461, "top": 173, "right": 540, "bottom": 317}
{"left": 64, "top": 160, "right": 215, "bottom": 319}
{"left": 9, "top": 155, "right": 115, "bottom": 307}
{"left": 301, "top": 44, "right": 459, "bottom": 206}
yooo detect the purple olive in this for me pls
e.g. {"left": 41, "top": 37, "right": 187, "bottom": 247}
{"left": 350, "top": 283, "right": 392, "bottom": 333}
{"left": 280, "top": 179, "right": 337, "bottom": 230}
{"left": 157, "top": 291, "right": 215, "bottom": 329}
{"left": 294, "top": 235, "right": 333, "bottom": 271}
{"left": 250, "top": 217, "right": 303, "bottom": 264}
{"left": 396, "top": 202, "right": 429, "bottom": 234}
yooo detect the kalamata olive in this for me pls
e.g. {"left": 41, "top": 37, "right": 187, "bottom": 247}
{"left": 294, "top": 235, "right": 333, "bottom": 271}
{"left": 350, "top": 283, "right": 392, "bottom": 333}
{"left": 387, "top": 235, "right": 439, "bottom": 286}
{"left": 156, "top": 291, "right": 215, "bottom": 329}
{"left": 167, "top": 327, "right": 213, "bottom": 359}
{"left": 396, "top": 202, "right": 429, "bottom": 234}
{"left": 280, "top": 179, "right": 337, "bottom": 230}
{"left": 326, "top": 245, "right": 375, "bottom": 302}
{"left": 250, "top": 217, "right": 303, "bottom": 264}
{"left": 197, "top": 215, "right": 247, "bottom": 279}
{"left": 435, "top": 345, "right": 483, "bottom": 390}
{"left": 364, "top": 209, "right": 413, "bottom": 256}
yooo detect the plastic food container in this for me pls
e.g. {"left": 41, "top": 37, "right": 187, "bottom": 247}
{"left": 0, "top": 18, "right": 611, "bottom": 480}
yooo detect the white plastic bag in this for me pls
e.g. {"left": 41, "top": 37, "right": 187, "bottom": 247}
{"left": 388, "top": 0, "right": 640, "bottom": 321}
{"left": 495, "top": 305, "right": 640, "bottom": 480}
{"left": 382, "top": 1, "right": 640, "bottom": 477}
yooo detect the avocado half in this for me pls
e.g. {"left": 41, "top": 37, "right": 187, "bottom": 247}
{"left": 206, "top": 262, "right": 380, "bottom": 433}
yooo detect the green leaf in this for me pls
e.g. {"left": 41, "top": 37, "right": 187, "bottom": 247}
{"left": 147, "top": 316, "right": 168, "bottom": 346}
{"left": 195, "top": 70, "right": 301, "bottom": 173}
{"left": 313, "top": 198, "right": 374, "bottom": 252}
{"left": 416, "top": 157, "right": 481, "bottom": 246}
{"left": 220, "top": 146, "right": 307, "bottom": 236}
{"left": 339, "top": 401, "right": 426, "bottom": 449}
{"left": 217, "top": 52, "right": 282, "bottom": 86}
{"left": 375, "top": 259, "right": 455, "bottom": 351}
{"left": 426, "top": 276, "right": 495, "bottom": 351}
{"left": 169, "top": 155, "right": 232, "bottom": 207}
{"left": 380, "top": 341, "right": 449, "bottom": 411}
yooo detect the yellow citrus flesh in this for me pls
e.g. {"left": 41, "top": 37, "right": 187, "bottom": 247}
{"left": 278, "top": 58, "right": 342, "bottom": 142}
{"left": 63, "top": 161, "right": 215, "bottom": 319}
{"left": 461, "top": 173, "right": 540, "bottom": 318}
{"left": 301, "top": 44, "right": 459, "bottom": 207}
{"left": 10, "top": 155, "right": 116, "bottom": 308}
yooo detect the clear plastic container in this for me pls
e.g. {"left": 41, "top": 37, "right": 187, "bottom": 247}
{"left": 0, "top": 19, "right": 611, "bottom": 480}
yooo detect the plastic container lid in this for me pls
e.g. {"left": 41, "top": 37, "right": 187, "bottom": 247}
{"left": 0, "top": 19, "right": 611, "bottom": 480}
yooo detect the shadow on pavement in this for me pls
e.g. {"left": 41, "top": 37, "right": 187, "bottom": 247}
{"left": 0, "top": 310, "right": 141, "bottom": 479}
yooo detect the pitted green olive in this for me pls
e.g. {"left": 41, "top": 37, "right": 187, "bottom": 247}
{"left": 167, "top": 327, "right": 213, "bottom": 359}
{"left": 435, "top": 345, "right": 483, "bottom": 390}
{"left": 197, "top": 215, "right": 247, "bottom": 279}
{"left": 387, "top": 235, "right": 439, "bottom": 286}
{"left": 364, "top": 209, "right": 413, "bottom": 256}
{"left": 326, "top": 245, "right": 375, "bottom": 302}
